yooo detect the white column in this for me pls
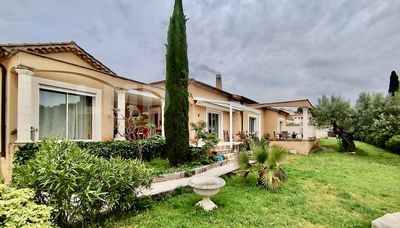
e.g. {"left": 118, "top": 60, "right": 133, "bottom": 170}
{"left": 303, "top": 107, "right": 309, "bottom": 139}
{"left": 258, "top": 114, "right": 262, "bottom": 140}
{"left": 15, "top": 68, "right": 34, "bottom": 143}
{"left": 115, "top": 89, "right": 126, "bottom": 140}
{"left": 161, "top": 99, "right": 165, "bottom": 137}
{"left": 229, "top": 104, "right": 233, "bottom": 149}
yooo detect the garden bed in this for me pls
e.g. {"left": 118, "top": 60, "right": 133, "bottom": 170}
{"left": 145, "top": 158, "right": 235, "bottom": 183}
{"left": 95, "top": 139, "right": 400, "bottom": 227}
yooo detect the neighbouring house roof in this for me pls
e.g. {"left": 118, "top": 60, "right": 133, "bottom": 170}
{"left": 0, "top": 41, "right": 116, "bottom": 75}
{"left": 150, "top": 78, "right": 258, "bottom": 104}
{"left": 264, "top": 106, "right": 290, "bottom": 116}
{"left": 250, "top": 99, "right": 314, "bottom": 109}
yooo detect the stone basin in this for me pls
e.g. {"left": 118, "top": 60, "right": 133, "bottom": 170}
{"left": 372, "top": 212, "right": 400, "bottom": 228}
{"left": 189, "top": 176, "right": 226, "bottom": 211}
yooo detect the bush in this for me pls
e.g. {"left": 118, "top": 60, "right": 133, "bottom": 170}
{"left": 13, "top": 138, "right": 153, "bottom": 226}
{"left": 0, "top": 184, "right": 52, "bottom": 227}
{"left": 189, "top": 121, "right": 220, "bottom": 164}
{"left": 386, "top": 135, "right": 400, "bottom": 154}
{"left": 14, "top": 142, "right": 39, "bottom": 166}
{"left": 238, "top": 139, "right": 287, "bottom": 190}
{"left": 14, "top": 137, "right": 166, "bottom": 165}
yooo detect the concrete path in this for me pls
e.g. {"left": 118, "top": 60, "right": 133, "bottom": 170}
{"left": 138, "top": 161, "right": 239, "bottom": 197}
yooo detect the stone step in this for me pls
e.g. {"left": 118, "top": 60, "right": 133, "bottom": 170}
{"left": 223, "top": 153, "right": 238, "bottom": 160}
{"left": 214, "top": 149, "right": 232, "bottom": 155}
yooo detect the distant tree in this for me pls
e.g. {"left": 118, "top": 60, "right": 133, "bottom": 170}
{"left": 388, "top": 71, "right": 399, "bottom": 97}
{"left": 355, "top": 93, "right": 400, "bottom": 148}
{"left": 312, "top": 95, "right": 357, "bottom": 152}
{"left": 164, "top": 0, "right": 190, "bottom": 166}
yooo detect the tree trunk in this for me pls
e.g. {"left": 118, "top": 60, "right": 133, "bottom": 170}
{"left": 333, "top": 121, "right": 356, "bottom": 152}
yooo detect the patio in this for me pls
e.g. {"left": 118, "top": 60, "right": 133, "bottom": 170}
{"left": 114, "top": 88, "right": 164, "bottom": 140}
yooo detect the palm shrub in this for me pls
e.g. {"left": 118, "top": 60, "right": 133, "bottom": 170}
{"left": 238, "top": 140, "right": 287, "bottom": 190}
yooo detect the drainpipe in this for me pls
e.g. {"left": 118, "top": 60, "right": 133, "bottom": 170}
{"left": 229, "top": 103, "right": 233, "bottom": 149}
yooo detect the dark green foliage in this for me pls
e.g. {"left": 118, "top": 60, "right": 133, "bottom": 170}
{"left": 238, "top": 139, "right": 288, "bottom": 190}
{"left": 190, "top": 120, "right": 220, "bottom": 151}
{"left": 13, "top": 138, "right": 152, "bottom": 226}
{"left": 0, "top": 184, "right": 52, "bottom": 227}
{"left": 354, "top": 93, "right": 400, "bottom": 149}
{"left": 188, "top": 146, "right": 218, "bottom": 164}
{"left": 14, "top": 142, "right": 39, "bottom": 166}
{"left": 386, "top": 135, "right": 400, "bottom": 154}
{"left": 312, "top": 95, "right": 357, "bottom": 152}
{"left": 14, "top": 137, "right": 166, "bottom": 165}
{"left": 388, "top": 71, "right": 399, "bottom": 96}
{"left": 165, "top": 0, "right": 190, "bottom": 166}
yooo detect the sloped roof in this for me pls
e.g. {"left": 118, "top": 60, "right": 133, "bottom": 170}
{"left": 150, "top": 79, "right": 258, "bottom": 104}
{"left": 250, "top": 99, "right": 314, "bottom": 109}
{"left": 0, "top": 41, "right": 116, "bottom": 75}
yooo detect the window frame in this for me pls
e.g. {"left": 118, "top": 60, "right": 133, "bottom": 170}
{"left": 206, "top": 109, "right": 223, "bottom": 139}
{"left": 39, "top": 88, "right": 95, "bottom": 140}
{"left": 248, "top": 114, "right": 259, "bottom": 134}
{"left": 32, "top": 77, "right": 102, "bottom": 141}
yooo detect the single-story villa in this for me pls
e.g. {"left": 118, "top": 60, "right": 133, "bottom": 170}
{"left": 0, "top": 41, "right": 316, "bottom": 181}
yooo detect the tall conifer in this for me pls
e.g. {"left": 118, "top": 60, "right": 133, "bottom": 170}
{"left": 165, "top": 0, "right": 189, "bottom": 166}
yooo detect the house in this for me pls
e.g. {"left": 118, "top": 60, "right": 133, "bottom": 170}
{"left": 0, "top": 41, "right": 315, "bottom": 181}
{"left": 0, "top": 42, "right": 165, "bottom": 181}
{"left": 150, "top": 76, "right": 293, "bottom": 144}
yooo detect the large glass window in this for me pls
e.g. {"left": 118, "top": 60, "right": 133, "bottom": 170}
{"left": 249, "top": 116, "right": 257, "bottom": 133}
{"left": 39, "top": 89, "right": 93, "bottom": 140}
{"left": 208, "top": 112, "right": 220, "bottom": 136}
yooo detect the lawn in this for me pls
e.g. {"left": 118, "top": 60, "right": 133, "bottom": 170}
{"left": 144, "top": 158, "right": 206, "bottom": 176}
{"left": 101, "top": 139, "right": 400, "bottom": 227}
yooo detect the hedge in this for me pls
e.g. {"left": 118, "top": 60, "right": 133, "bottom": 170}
{"left": 14, "top": 137, "right": 166, "bottom": 166}
{"left": 386, "top": 135, "right": 400, "bottom": 154}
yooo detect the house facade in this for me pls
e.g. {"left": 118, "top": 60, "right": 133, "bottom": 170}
{"left": 0, "top": 41, "right": 314, "bottom": 181}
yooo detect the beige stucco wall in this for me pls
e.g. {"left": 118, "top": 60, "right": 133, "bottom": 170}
{"left": 0, "top": 51, "right": 165, "bottom": 181}
{"left": 45, "top": 52, "right": 94, "bottom": 68}
{"left": 270, "top": 140, "right": 316, "bottom": 155}
{"left": 261, "top": 109, "right": 287, "bottom": 139}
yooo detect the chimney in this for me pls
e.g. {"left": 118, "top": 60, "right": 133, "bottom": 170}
{"left": 216, "top": 74, "right": 222, "bottom": 90}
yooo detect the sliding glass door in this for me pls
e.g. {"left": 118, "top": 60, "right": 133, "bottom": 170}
{"left": 39, "top": 89, "right": 93, "bottom": 140}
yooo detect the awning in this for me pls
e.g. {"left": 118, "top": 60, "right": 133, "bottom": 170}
{"left": 194, "top": 97, "right": 261, "bottom": 114}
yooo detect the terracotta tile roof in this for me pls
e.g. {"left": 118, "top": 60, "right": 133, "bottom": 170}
{"left": 0, "top": 41, "right": 116, "bottom": 75}
{"left": 150, "top": 78, "right": 258, "bottom": 104}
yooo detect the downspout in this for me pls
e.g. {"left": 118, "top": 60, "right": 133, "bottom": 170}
{"left": 0, "top": 64, "right": 6, "bottom": 158}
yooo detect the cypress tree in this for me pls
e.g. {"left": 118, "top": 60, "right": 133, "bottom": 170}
{"left": 388, "top": 71, "right": 399, "bottom": 97}
{"left": 165, "top": 0, "right": 189, "bottom": 166}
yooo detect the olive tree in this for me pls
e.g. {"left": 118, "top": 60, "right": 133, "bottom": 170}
{"left": 312, "top": 95, "right": 357, "bottom": 152}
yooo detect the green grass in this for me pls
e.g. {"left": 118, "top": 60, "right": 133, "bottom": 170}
{"left": 144, "top": 158, "right": 206, "bottom": 176}
{"left": 101, "top": 139, "right": 400, "bottom": 227}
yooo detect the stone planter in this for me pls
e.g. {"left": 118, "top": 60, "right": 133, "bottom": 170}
{"left": 188, "top": 176, "right": 226, "bottom": 211}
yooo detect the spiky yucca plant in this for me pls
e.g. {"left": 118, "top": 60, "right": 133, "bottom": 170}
{"left": 238, "top": 140, "right": 288, "bottom": 190}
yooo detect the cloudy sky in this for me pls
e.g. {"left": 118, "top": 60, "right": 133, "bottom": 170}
{"left": 1, "top": 0, "right": 400, "bottom": 104}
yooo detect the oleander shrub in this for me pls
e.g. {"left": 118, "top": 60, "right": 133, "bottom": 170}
{"left": 386, "top": 135, "right": 400, "bottom": 154}
{"left": 13, "top": 138, "right": 153, "bottom": 226}
{"left": 0, "top": 184, "right": 52, "bottom": 227}
{"left": 15, "top": 137, "right": 166, "bottom": 165}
